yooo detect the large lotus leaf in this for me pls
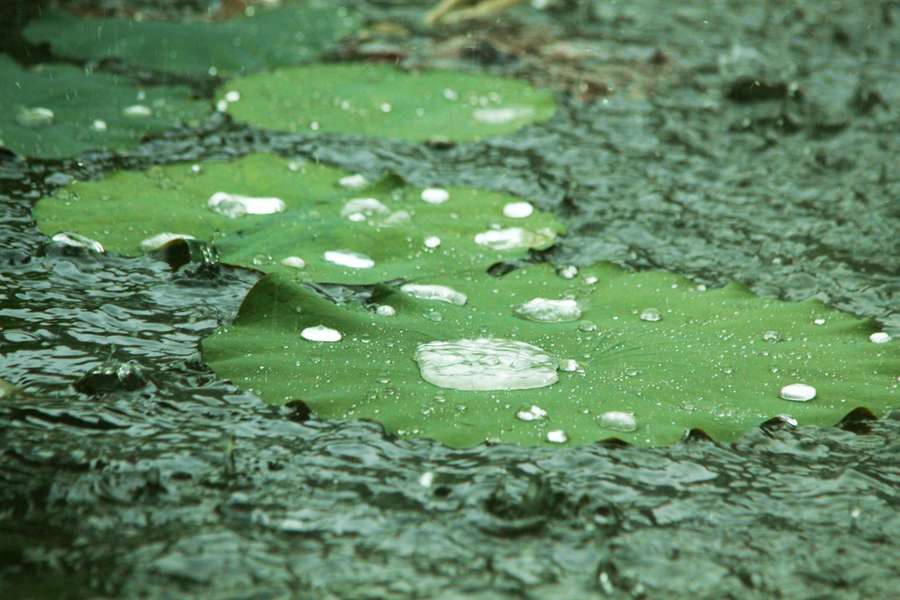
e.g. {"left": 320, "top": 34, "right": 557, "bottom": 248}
{"left": 23, "top": 4, "right": 358, "bottom": 77}
{"left": 34, "top": 154, "right": 562, "bottom": 284}
{"left": 218, "top": 64, "right": 556, "bottom": 142}
{"left": 202, "top": 263, "right": 897, "bottom": 448}
{"left": 0, "top": 56, "right": 207, "bottom": 159}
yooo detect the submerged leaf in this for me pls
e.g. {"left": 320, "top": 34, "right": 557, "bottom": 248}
{"left": 23, "top": 4, "right": 359, "bottom": 77}
{"left": 219, "top": 63, "right": 556, "bottom": 141}
{"left": 33, "top": 154, "right": 563, "bottom": 284}
{"left": 203, "top": 264, "right": 897, "bottom": 448}
{"left": 0, "top": 56, "right": 207, "bottom": 159}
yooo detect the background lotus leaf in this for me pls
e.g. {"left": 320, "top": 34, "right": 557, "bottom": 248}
{"left": 0, "top": 55, "right": 207, "bottom": 159}
{"left": 23, "top": 3, "right": 358, "bottom": 77}
{"left": 203, "top": 263, "right": 897, "bottom": 448}
{"left": 218, "top": 63, "right": 556, "bottom": 141}
{"left": 34, "top": 154, "right": 563, "bottom": 284}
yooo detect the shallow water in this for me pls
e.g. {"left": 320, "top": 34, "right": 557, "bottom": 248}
{"left": 1, "top": 1, "right": 898, "bottom": 597}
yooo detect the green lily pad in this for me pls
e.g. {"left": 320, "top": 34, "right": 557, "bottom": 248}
{"left": 0, "top": 56, "right": 207, "bottom": 159}
{"left": 203, "top": 263, "right": 897, "bottom": 448}
{"left": 23, "top": 4, "right": 358, "bottom": 77}
{"left": 33, "top": 154, "right": 563, "bottom": 283}
{"left": 218, "top": 63, "right": 556, "bottom": 141}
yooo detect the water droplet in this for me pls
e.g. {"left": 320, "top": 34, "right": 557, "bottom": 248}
{"left": 401, "top": 284, "right": 467, "bottom": 305}
{"left": 414, "top": 338, "right": 558, "bottom": 391}
{"left": 558, "top": 265, "right": 578, "bottom": 279}
{"left": 421, "top": 188, "right": 449, "bottom": 205}
{"left": 418, "top": 471, "right": 434, "bottom": 487}
{"left": 577, "top": 321, "right": 597, "bottom": 332}
{"left": 473, "top": 106, "right": 535, "bottom": 124}
{"left": 597, "top": 411, "right": 638, "bottom": 432}
{"left": 869, "top": 332, "right": 891, "bottom": 344}
{"left": 51, "top": 232, "right": 104, "bottom": 253}
{"left": 300, "top": 325, "right": 342, "bottom": 343}
{"left": 208, "top": 192, "right": 285, "bottom": 218}
{"left": 813, "top": 318, "right": 826, "bottom": 326}
{"left": 777, "top": 414, "right": 799, "bottom": 427}
{"left": 502, "top": 201, "right": 534, "bottom": 218}
{"left": 474, "top": 227, "right": 555, "bottom": 250}
{"left": 380, "top": 102, "right": 392, "bottom": 113}
{"left": 225, "top": 90, "right": 241, "bottom": 102}
{"left": 639, "top": 308, "right": 662, "bottom": 322}
{"left": 375, "top": 305, "right": 396, "bottom": 317}
{"left": 92, "top": 119, "right": 107, "bottom": 132}
{"left": 281, "top": 256, "right": 306, "bottom": 269}
{"left": 341, "top": 197, "right": 388, "bottom": 221}
{"left": 216, "top": 99, "right": 228, "bottom": 112}
{"left": 139, "top": 232, "right": 196, "bottom": 252}
{"left": 559, "top": 359, "right": 580, "bottom": 372}
{"left": 779, "top": 383, "right": 816, "bottom": 402}
{"left": 516, "top": 404, "right": 548, "bottom": 421}
{"left": 443, "top": 88, "right": 459, "bottom": 101}
{"left": 339, "top": 174, "right": 369, "bottom": 189}
{"left": 762, "top": 330, "right": 782, "bottom": 342}
{"left": 190, "top": 163, "right": 202, "bottom": 174}
{"left": 17, "top": 106, "right": 54, "bottom": 127}
{"left": 584, "top": 275, "right": 599, "bottom": 285}
{"left": 546, "top": 430, "right": 568, "bottom": 444}
{"left": 424, "top": 236, "right": 442, "bottom": 249}
{"left": 123, "top": 104, "right": 152, "bottom": 118}
{"left": 323, "top": 250, "right": 375, "bottom": 269}
{"left": 696, "top": 284, "right": 707, "bottom": 291}
{"left": 515, "top": 298, "right": 582, "bottom": 322}
{"left": 287, "top": 160, "right": 304, "bottom": 172}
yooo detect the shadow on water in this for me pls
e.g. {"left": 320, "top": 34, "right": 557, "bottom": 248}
{"left": 1, "top": 0, "right": 898, "bottom": 597}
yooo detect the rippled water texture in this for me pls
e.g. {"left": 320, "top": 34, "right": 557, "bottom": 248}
{"left": 1, "top": 0, "right": 898, "bottom": 597}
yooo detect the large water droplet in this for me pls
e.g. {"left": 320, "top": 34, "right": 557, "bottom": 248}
{"left": 123, "top": 104, "right": 152, "bottom": 118}
{"left": 869, "top": 332, "right": 891, "bottom": 344}
{"left": 208, "top": 192, "right": 285, "bottom": 218}
{"left": 301, "top": 325, "right": 342, "bottom": 343}
{"left": 51, "top": 232, "right": 104, "bottom": 253}
{"left": 597, "top": 411, "right": 638, "bottom": 432}
{"left": 546, "top": 430, "right": 568, "bottom": 444}
{"left": 140, "top": 232, "right": 196, "bottom": 252}
{"left": 557, "top": 265, "right": 578, "bottom": 279}
{"left": 639, "top": 308, "right": 662, "bottom": 322}
{"left": 779, "top": 383, "right": 816, "bottom": 402}
{"left": 324, "top": 250, "right": 375, "bottom": 269}
{"left": 281, "top": 256, "right": 306, "bottom": 269}
{"left": 375, "top": 304, "right": 396, "bottom": 317}
{"left": 414, "top": 338, "right": 559, "bottom": 391}
{"left": 421, "top": 188, "right": 450, "bottom": 205}
{"left": 17, "top": 106, "right": 54, "bottom": 127}
{"left": 502, "top": 201, "right": 534, "bottom": 218}
{"left": 339, "top": 174, "right": 369, "bottom": 189}
{"left": 516, "top": 405, "right": 548, "bottom": 421}
{"left": 92, "top": 119, "right": 108, "bottom": 132}
{"left": 473, "top": 106, "right": 535, "bottom": 124}
{"left": 401, "top": 284, "right": 467, "bottom": 305}
{"left": 474, "top": 227, "right": 555, "bottom": 250}
{"left": 515, "top": 298, "right": 582, "bottom": 322}
{"left": 341, "top": 198, "right": 389, "bottom": 221}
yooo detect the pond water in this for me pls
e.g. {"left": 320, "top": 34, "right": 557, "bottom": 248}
{"left": 1, "top": 1, "right": 898, "bottom": 598}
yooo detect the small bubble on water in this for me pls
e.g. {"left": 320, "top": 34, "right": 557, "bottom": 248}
{"left": 640, "top": 308, "right": 662, "bottom": 322}
{"left": 869, "top": 332, "right": 891, "bottom": 344}
{"left": 424, "top": 236, "right": 441, "bottom": 249}
{"left": 515, "top": 298, "right": 582, "bottom": 322}
{"left": 281, "top": 256, "right": 306, "bottom": 269}
{"left": 300, "top": 325, "right": 342, "bottom": 343}
{"left": 502, "top": 201, "right": 534, "bottom": 218}
{"left": 546, "top": 430, "right": 568, "bottom": 444}
{"left": 401, "top": 284, "right": 467, "bottom": 305}
{"left": 558, "top": 265, "right": 578, "bottom": 279}
{"left": 414, "top": 338, "right": 558, "bottom": 391}
{"left": 597, "top": 411, "right": 638, "bottom": 432}
{"left": 421, "top": 188, "right": 450, "bottom": 204}
{"left": 323, "top": 250, "right": 375, "bottom": 269}
{"left": 779, "top": 383, "right": 816, "bottom": 402}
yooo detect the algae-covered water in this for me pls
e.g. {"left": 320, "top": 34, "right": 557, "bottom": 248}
{"left": 1, "top": 1, "right": 898, "bottom": 597}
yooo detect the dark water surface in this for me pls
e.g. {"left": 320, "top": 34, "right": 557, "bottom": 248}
{"left": 2, "top": 1, "right": 898, "bottom": 597}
